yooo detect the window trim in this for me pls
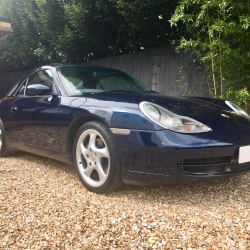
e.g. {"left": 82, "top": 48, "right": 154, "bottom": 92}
{"left": 14, "top": 69, "right": 58, "bottom": 97}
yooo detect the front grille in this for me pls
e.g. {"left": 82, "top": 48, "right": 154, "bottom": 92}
{"left": 178, "top": 156, "right": 250, "bottom": 175}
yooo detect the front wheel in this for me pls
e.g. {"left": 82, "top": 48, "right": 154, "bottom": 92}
{"left": 0, "top": 119, "right": 11, "bottom": 157}
{"left": 73, "top": 121, "right": 122, "bottom": 194}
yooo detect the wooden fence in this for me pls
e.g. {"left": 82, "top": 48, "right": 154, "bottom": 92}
{"left": 0, "top": 70, "right": 30, "bottom": 98}
{"left": 0, "top": 45, "right": 210, "bottom": 99}
{"left": 89, "top": 46, "right": 209, "bottom": 97}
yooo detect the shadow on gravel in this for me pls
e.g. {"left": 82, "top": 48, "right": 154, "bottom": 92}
{"left": 108, "top": 175, "right": 249, "bottom": 207}
{"left": 7, "top": 152, "right": 250, "bottom": 207}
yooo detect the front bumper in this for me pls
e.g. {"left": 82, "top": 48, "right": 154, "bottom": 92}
{"left": 114, "top": 129, "right": 250, "bottom": 185}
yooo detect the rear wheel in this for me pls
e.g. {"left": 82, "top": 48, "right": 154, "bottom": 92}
{"left": 73, "top": 121, "right": 122, "bottom": 194}
{"left": 0, "top": 119, "right": 10, "bottom": 157}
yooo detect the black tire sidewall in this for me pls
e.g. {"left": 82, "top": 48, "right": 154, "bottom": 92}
{"left": 0, "top": 119, "right": 9, "bottom": 157}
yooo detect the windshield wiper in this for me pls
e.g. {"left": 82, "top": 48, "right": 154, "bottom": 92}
{"left": 144, "top": 90, "right": 158, "bottom": 93}
{"left": 102, "top": 89, "right": 135, "bottom": 93}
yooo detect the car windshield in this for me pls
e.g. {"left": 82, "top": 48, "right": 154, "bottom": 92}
{"left": 57, "top": 65, "right": 152, "bottom": 95}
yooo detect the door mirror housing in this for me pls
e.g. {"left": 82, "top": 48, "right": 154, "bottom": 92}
{"left": 27, "top": 83, "right": 53, "bottom": 95}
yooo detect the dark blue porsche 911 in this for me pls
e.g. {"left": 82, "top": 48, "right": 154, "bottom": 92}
{"left": 1, "top": 64, "right": 250, "bottom": 193}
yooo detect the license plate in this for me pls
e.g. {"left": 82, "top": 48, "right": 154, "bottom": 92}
{"left": 239, "top": 145, "right": 250, "bottom": 164}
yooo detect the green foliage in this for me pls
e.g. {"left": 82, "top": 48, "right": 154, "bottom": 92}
{"left": 59, "top": 0, "right": 121, "bottom": 60}
{"left": 170, "top": 0, "right": 250, "bottom": 109}
{"left": 110, "top": 0, "right": 181, "bottom": 52}
{"left": 228, "top": 87, "right": 250, "bottom": 111}
{"left": 177, "top": 66, "right": 191, "bottom": 96}
{"left": 0, "top": 0, "right": 8, "bottom": 18}
{"left": 4, "top": 0, "right": 68, "bottom": 67}
{"left": 0, "top": 0, "right": 180, "bottom": 71}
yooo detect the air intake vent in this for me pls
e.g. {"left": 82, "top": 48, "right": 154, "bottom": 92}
{"left": 178, "top": 156, "right": 250, "bottom": 175}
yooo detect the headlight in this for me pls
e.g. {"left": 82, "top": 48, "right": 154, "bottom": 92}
{"left": 225, "top": 101, "right": 250, "bottom": 119}
{"left": 139, "top": 102, "right": 212, "bottom": 133}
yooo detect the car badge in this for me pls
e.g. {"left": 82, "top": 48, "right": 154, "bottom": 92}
{"left": 221, "top": 114, "right": 230, "bottom": 118}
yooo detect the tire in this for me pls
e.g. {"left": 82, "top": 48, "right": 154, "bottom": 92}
{"left": 0, "top": 119, "right": 11, "bottom": 157}
{"left": 73, "top": 121, "right": 123, "bottom": 194}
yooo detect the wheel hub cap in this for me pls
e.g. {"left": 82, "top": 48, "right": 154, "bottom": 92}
{"left": 89, "top": 152, "right": 95, "bottom": 162}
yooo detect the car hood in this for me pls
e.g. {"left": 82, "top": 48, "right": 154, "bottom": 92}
{"left": 84, "top": 91, "right": 229, "bottom": 118}
{"left": 82, "top": 92, "right": 250, "bottom": 135}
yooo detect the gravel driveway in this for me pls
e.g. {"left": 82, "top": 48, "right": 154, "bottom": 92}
{"left": 1, "top": 153, "right": 250, "bottom": 249}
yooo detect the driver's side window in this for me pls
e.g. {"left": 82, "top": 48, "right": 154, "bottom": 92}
{"left": 16, "top": 69, "right": 54, "bottom": 97}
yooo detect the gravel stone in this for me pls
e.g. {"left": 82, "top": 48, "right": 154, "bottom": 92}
{"left": 1, "top": 153, "right": 250, "bottom": 249}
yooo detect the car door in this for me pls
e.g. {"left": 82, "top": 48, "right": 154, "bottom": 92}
{"left": 10, "top": 69, "right": 61, "bottom": 152}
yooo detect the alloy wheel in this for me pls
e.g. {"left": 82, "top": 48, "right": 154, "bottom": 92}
{"left": 76, "top": 129, "right": 110, "bottom": 188}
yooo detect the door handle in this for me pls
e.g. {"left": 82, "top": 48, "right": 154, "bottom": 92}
{"left": 11, "top": 106, "right": 18, "bottom": 113}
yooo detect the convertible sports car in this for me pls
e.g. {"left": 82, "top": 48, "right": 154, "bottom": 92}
{"left": 0, "top": 64, "right": 250, "bottom": 193}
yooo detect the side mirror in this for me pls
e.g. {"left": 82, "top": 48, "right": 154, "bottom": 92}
{"left": 27, "top": 83, "right": 53, "bottom": 95}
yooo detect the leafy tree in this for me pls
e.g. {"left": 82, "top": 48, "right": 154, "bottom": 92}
{"left": 170, "top": 0, "right": 250, "bottom": 110}
{"left": 58, "top": 0, "right": 180, "bottom": 58}
{"left": 0, "top": 0, "right": 180, "bottom": 71}
{"left": 0, "top": 0, "right": 40, "bottom": 71}
{"left": 110, "top": 0, "right": 181, "bottom": 52}
{"left": 0, "top": 0, "right": 69, "bottom": 71}
{"left": 29, "top": 0, "right": 66, "bottom": 61}
{"left": 58, "top": 0, "right": 122, "bottom": 60}
{"left": 0, "top": 0, "right": 8, "bottom": 18}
